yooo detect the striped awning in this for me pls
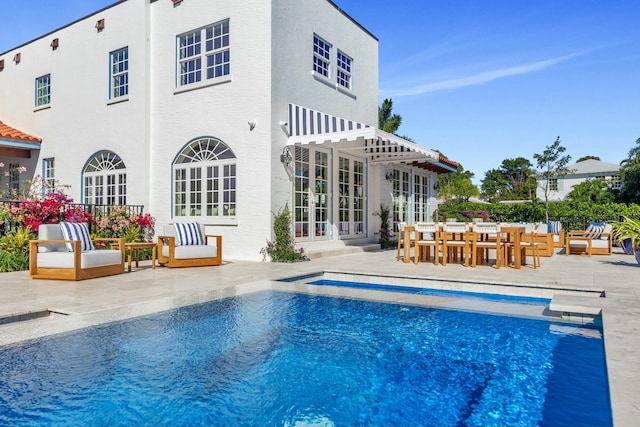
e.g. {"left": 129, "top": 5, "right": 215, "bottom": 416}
{"left": 286, "top": 104, "right": 458, "bottom": 174}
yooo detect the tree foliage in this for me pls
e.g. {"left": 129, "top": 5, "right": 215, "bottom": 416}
{"left": 618, "top": 137, "right": 640, "bottom": 204}
{"left": 534, "top": 136, "right": 573, "bottom": 222}
{"left": 480, "top": 157, "right": 536, "bottom": 202}
{"left": 566, "top": 179, "right": 614, "bottom": 204}
{"left": 378, "top": 98, "right": 402, "bottom": 134}
{"left": 438, "top": 166, "right": 480, "bottom": 202}
{"left": 576, "top": 155, "right": 601, "bottom": 162}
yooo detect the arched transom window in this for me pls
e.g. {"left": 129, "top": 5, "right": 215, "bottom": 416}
{"left": 83, "top": 150, "right": 126, "bottom": 205}
{"left": 173, "top": 137, "right": 237, "bottom": 218}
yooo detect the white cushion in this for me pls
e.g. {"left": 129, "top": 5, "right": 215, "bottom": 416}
{"left": 60, "top": 222, "right": 95, "bottom": 251}
{"left": 38, "top": 224, "right": 68, "bottom": 253}
{"left": 36, "top": 250, "right": 122, "bottom": 269}
{"left": 162, "top": 245, "right": 218, "bottom": 260}
{"left": 173, "top": 222, "right": 204, "bottom": 246}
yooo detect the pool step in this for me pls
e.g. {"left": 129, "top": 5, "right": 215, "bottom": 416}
{"left": 550, "top": 294, "right": 603, "bottom": 324}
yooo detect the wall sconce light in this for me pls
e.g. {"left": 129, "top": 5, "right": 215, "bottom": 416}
{"left": 50, "top": 38, "right": 59, "bottom": 50}
{"left": 172, "top": 0, "right": 183, "bottom": 5}
{"left": 13, "top": 53, "right": 21, "bottom": 64}
{"left": 433, "top": 182, "right": 440, "bottom": 191}
{"left": 248, "top": 120, "right": 256, "bottom": 131}
{"left": 280, "top": 146, "right": 293, "bottom": 166}
{"left": 95, "top": 19, "right": 105, "bottom": 32}
{"left": 0, "top": 60, "right": 4, "bottom": 72}
{"left": 385, "top": 170, "right": 394, "bottom": 182}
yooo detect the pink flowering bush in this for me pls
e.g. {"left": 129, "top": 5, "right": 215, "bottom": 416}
{"left": 94, "top": 206, "right": 155, "bottom": 242}
{"left": 10, "top": 191, "right": 95, "bottom": 231}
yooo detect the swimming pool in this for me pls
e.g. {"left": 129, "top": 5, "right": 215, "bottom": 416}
{"left": 0, "top": 289, "right": 611, "bottom": 426}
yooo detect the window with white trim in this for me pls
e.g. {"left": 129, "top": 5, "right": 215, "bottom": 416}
{"left": 413, "top": 174, "right": 430, "bottom": 222}
{"left": 35, "top": 74, "right": 51, "bottom": 106}
{"left": 9, "top": 163, "right": 21, "bottom": 194}
{"left": 110, "top": 47, "right": 128, "bottom": 99}
{"left": 177, "top": 19, "right": 230, "bottom": 87}
{"left": 43, "top": 158, "right": 55, "bottom": 190}
{"left": 83, "top": 151, "right": 127, "bottom": 205}
{"left": 173, "top": 137, "right": 236, "bottom": 218}
{"left": 313, "top": 34, "right": 331, "bottom": 78}
{"left": 549, "top": 178, "right": 558, "bottom": 191}
{"left": 392, "top": 169, "right": 410, "bottom": 223}
{"left": 337, "top": 50, "right": 352, "bottom": 89}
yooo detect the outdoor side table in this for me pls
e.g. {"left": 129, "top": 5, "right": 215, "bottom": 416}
{"left": 112, "top": 242, "right": 157, "bottom": 272}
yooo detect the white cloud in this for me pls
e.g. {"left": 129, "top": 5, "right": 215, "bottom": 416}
{"left": 381, "top": 51, "right": 592, "bottom": 98}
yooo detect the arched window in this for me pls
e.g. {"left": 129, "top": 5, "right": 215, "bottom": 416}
{"left": 83, "top": 151, "right": 127, "bottom": 205}
{"left": 173, "top": 137, "right": 237, "bottom": 218}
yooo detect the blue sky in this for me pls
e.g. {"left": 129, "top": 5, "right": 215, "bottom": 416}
{"left": 2, "top": 0, "right": 638, "bottom": 184}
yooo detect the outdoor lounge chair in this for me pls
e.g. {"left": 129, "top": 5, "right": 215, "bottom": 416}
{"left": 566, "top": 222, "right": 613, "bottom": 256}
{"left": 157, "top": 222, "right": 222, "bottom": 268}
{"left": 29, "top": 223, "right": 125, "bottom": 281}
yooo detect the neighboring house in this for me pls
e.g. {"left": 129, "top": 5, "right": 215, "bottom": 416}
{"left": 536, "top": 159, "right": 621, "bottom": 202}
{"left": 0, "top": 0, "right": 456, "bottom": 261}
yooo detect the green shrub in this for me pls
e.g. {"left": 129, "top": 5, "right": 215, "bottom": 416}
{"left": 261, "top": 203, "right": 308, "bottom": 262}
{"left": 0, "top": 250, "right": 30, "bottom": 272}
{"left": 0, "top": 226, "right": 35, "bottom": 255}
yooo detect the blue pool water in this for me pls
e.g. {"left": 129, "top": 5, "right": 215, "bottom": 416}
{"left": 308, "top": 279, "right": 552, "bottom": 305}
{"left": 0, "top": 291, "right": 611, "bottom": 427}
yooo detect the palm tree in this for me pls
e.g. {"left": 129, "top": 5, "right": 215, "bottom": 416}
{"left": 620, "top": 137, "right": 640, "bottom": 167}
{"left": 378, "top": 98, "right": 402, "bottom": 134}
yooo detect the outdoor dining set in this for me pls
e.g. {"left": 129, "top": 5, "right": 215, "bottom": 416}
{"left": 396, "top": 221, "right": 546, "bottom": 269}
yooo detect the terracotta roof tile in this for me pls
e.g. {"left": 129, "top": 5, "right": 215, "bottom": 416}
{"left": 0, "top": 121, "right": 42, "bottom": 144}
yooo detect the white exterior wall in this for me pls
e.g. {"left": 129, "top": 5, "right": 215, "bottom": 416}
{"left": 537, "top": 173, "right": 619, "bottom": 202}
{"left": 148, "top": 0, "right": 273, "bottom": 260}
{"left": 0, "top": 0, "right": 150, "bottom": 205}
{"left": 0, "top": 0, "right": 395, "bottom": 260}
{"left": 270, "top": 0, "right": 380, "bottom": 241}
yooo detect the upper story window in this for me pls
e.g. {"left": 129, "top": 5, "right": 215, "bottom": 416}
{"left": 173, "top": 137, "right": 237, "bottom": 219}
{"left": 337, "top": 50, "right": 352, "bottom": 89}
{"left": 177, "top": 19, "right": 230, "bottom": 87}
{"left": 35, "top": 74, "right": 51, "bottom": 107}
{"left": 110, "top": 47, "right": 129, "bottom": 99}
{"left": 313, "top": 35, "right": 331, "bottom": 78}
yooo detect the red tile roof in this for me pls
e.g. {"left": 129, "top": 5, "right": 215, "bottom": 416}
{"left": 0, "top": 121, "right": 42, "bottom": 144}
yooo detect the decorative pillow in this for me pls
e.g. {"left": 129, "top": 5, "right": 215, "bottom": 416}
{"left": 586, "top": 222, "right": 605, "bottom": 239}
{"left": 174, "top": 222, "right": 203, "bottom": 246}
{"left": 60, "top": 222, "right": 95, "bottom": 252}
{"left": 547, "top": 221, "right": 562, "bottom": 235}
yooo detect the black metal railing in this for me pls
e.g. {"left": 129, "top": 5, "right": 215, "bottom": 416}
{"left": 0, "top": 200, "right": 145, "bottom": 236}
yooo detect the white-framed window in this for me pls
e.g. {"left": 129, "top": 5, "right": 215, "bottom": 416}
{"left": 173, "top": 137, "right": 236, "bottom": 219}
{"left": 8, "top": 163, "right": 21, "bottom": 194}
{"left": 43, "top": 158, "right": 55, "bottom": 190}
{"left": 110, "top": 47, "right": 128, "bottom": 99}
{"left": 392, "top": 169, "right": 411, "bottom": 223}
{"left": 337, "top": 50, "right": 352, "bottom": 89}
{"left": 549, "top": 178, "right": 558, "bottom": 191}
{"left": 177, "top": 19, "right": 230, "bottom": 87}
{"left": 612, "top": 175, "right": 622, "bottom": 189}
{"left": 413, "top": 174, "right": 430, "bottom": 222}
{"left": 83, "top": 151, "right": 127, "bottom": 205}
{"left": 313, "top": 34, "right": 331, "bottom": 78}
{"left": 35, "top": 74, "right": 51, "bottom": 106}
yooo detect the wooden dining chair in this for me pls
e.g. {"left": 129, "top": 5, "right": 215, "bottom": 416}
{"left": 396, "top": 222, "right": 415, "bottom": 262}
{"left": 441, "top": 222, "right": 474, "bottom": 267}
{"left": 414, "top": 222, "right": 440, "bottom": 265}
{"left": 471, "top": 222, "right": 502, "bottom": 268}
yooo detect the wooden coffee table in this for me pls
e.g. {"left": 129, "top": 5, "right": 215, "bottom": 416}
{"left": 114, "top": 242, "right": 157, "bottom": 272}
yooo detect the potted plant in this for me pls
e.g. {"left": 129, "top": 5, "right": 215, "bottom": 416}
{"left": 612, "top": 216, "right": 640, "bottom": 263}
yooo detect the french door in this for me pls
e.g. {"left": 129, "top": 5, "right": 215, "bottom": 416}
{"left": 293, "top": 148, "right": 366, "bottom": 241}
{"left": 338, "top": 155, "right": 365, "bottom": 238}
{"left": 294, "top": 147, "right": 329, "bottom": 241}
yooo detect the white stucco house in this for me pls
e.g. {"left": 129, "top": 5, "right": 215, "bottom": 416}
{"left": 0, "top": 0, "right": 456, "bottom": 261}
{"left": 536, "top": 159, "right": 621, "bottom": 202}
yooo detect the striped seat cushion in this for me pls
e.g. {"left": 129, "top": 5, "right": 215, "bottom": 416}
{"left": 174, "top": 222, "right": 203, "bottom": 246}
{"left": 547, "top": 221, "right": 562, "bottom": 235}
{"left": 60, "top": 222, "right": 95, "bottom": 252}
{"left": 585, "top": 222, "right": 606, "bottom": 239}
